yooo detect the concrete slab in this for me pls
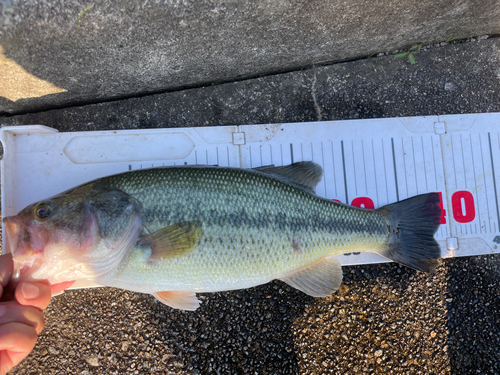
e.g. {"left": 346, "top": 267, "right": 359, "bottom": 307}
{"left": 1, "top": 0, "right": 499, "bottom": 115}
{"left": 2, "top": 37, "right": 499, "bottom": 130}
{"left": 1, "top": 38, "right": 500, "bottom": 374}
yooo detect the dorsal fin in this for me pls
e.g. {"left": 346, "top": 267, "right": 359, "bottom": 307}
{"left": 253, "top": 161, "right": 323, "bottom": 193}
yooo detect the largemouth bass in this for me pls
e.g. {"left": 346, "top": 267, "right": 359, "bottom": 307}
{"left": 2, "top": 162, "right": 441, "bottom": 310}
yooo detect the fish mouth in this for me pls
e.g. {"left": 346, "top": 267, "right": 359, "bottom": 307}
{"left": 2, "top": 216, "right": 39, "bottom": 281}
{"left": 3, "top": 216, "right": 21, "bottom": 257}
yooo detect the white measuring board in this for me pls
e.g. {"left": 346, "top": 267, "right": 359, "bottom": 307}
{"left": 1, "top": 114, "right": 499, "bottom": 273}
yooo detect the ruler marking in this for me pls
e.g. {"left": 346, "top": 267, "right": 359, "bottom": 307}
{"left": 216, "top": 146, "right": 219, "bottom": 166}
{"left": 128, "top": 165, "right": 132, "bottom": 171}
{"left": 479, "top": 134, "right": 491, "bottom": 233}
{"left": 195, "top": 150, "right": 198, "bottom": 164}
{"left": 402, "top": 138, "right": 408, "bottom": 198}
{"left": 488, "top": 132, "right": 500, "bottom": 232}
{"left": 249, "top": 146, "right": 253, "bottom": 168}
{"left": 470, "top": 133, "right": 481, "bottom": 233}
{"left": 461, "top": 134, "right": 467, "bottom": 189}
{"left": 331, "top": 141, "right": 338, "bottom": 197}
{"left": 391, "top": 138, "right": 400, "bottom": 202}
{"left": 372, "top": 139, "right": 379, "bottom": 207}
{"left": 290, "top": 144, "right": 294, "bottom": 164}
{"left": 362, "top": 140, "right": 368, "bottom": 196}
{"left": 301, "top": 143, "right": 304, "bottom": 161}
{"left": 341, "top": 140, "right": 349, "bottom": 204}
{"left": 451, "top": 134, "right": 458, "bottom": 189}
{"left": 352, "top": 140, "right": 358, "bottom": 196}
{"left": 382, "top": 139, "right": 389, "bottom": 203}
{"left": 280, "top": 144, "right": 283, "bottom": 165}
{"left": 432, "top": 135, "right": 438, "bottom": 191}
{"left": 421, "top": 136, "right": 428, "bottom": 192}
{"left": 411, "top": 137, "right": 418, "bottom": 194}
{"left": 206, "top": 150, "right": 209, "bottom": 165}
{"left": 321, "top": 142, "right": 327, "bottom": 196}
{"left": 260, "top": 145, "right": 263, "bottom": 166}
{"left": 227, "top": 146, "right": 230, "bottom": 167}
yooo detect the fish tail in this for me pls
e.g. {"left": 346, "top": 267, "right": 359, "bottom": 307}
{"left": 376, "top": 193, "right": 442, "bottom": 272}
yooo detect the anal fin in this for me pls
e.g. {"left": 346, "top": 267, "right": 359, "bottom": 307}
{"left": 280, "top": 257, "right": 343, "bottom": 297}
{"left": 153, "top": 291, "right": 200, "bottom": 311}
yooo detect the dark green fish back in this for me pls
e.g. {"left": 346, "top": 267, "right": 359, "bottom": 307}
{"left": 96, "top": 166, "right": 389, "bottom": 252}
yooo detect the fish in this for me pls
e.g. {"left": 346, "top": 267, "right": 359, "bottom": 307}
{"left": 2, "top": 162, "right": 442, "bottom": 310}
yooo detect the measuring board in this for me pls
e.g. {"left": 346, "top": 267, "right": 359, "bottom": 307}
{"left": 2, "top": 113, "right": 499, "bottom": 278}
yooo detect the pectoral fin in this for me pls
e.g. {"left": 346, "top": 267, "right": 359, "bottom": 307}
{"left": 280, "top": 257, "right": 343, "bottom": 297}
{"left": 153, "top": 291, "right": 200, "bottom": 311}
{"left": 139, "top": 221, "right": 203, "bottom": 260}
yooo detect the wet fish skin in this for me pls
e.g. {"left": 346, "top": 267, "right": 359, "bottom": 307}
{"left": 97, "top": 165, "right": 388, "bottom": 290}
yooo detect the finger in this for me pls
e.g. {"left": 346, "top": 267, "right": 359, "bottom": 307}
{"left": 50, "top": 280, "right": 76, "bottom": 295}
{"left": 0, "top": 322, "right": 38, "bottom": 375}
{"left": 0, "top": 302, "right": 45, "bottom": 334}
{"left": 15, "top": 282, "right": 52, "bottom": 310}
{"left": 0, "top": 253, "right": 13, "bottom": 288}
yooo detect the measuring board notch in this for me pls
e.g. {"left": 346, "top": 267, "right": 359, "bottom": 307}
{"left": 232, "top": 132, "right": 246, "bottom": 145}
{"left": 446, "top": 237, "right": 459, "bottom": 257}
{"left": 433, "top": 121, "right": 446, "bottom": 134}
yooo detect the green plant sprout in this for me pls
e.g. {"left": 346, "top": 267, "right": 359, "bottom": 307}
{"left": 394, "top": 44, "right": 422, "bottom": 64}
{"left": 446, "top": 23, "right": 470, "bottom": 43}
{"left": 77, "top": 5, "right": 94, "bottom": 35}
{"left": 368, "top": 53, "right": 385, "bottom": 72}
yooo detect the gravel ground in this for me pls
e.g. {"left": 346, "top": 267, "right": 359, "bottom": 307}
{"left": 10, "top": 264, "right": 451, "bottom": 374}
{"left": 2, "top": 37, "right": 500, "bottom": 374}
{"left": 9, "top": 255, "right": 500, "bottom": 374}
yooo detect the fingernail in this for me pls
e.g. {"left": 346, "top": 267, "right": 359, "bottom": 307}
{"left": 0, "top": 305, "right": 6, "bottom": 317}
{"left": 21, "top": 283, "right": 40, "bottom": 299}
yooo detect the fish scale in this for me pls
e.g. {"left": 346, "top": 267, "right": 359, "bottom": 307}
{"left": 96, "top": 166, "right": 388, "bottom": 294}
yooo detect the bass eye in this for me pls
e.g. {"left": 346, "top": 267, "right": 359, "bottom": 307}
{"left": 35, "top": 202, "right": 53, "bottom": 219}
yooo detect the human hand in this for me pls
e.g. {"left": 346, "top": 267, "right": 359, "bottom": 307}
{"left": 0, "top": 253, "right": 72, "bottom": 375}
